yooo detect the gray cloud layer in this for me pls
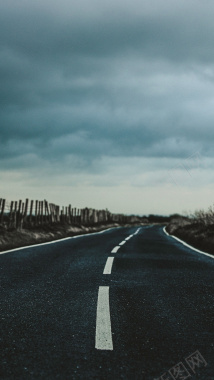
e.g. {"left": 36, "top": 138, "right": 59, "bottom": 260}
{"left": 1, "top": 0, "right": 214, "bottom": 177}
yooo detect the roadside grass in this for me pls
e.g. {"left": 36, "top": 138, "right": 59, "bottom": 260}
{"left": 166, "top": 207, "right": 214, "bottom": 256}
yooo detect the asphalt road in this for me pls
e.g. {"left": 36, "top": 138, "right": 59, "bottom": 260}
{"left": 0, "top": 225, "right": 213, "bottom": 379}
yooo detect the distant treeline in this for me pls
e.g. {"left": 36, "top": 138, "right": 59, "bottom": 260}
{"left": 146, "top": 214, "right": 182, "bottom": 223}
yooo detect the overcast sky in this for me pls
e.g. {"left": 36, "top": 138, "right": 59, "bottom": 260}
{"left": 1, "top": 0, "right": 214, "bottom": 215}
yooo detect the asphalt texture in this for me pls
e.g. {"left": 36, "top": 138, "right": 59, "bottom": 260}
{"left": 0, "top": 225, "right": 213, "bottom": 379}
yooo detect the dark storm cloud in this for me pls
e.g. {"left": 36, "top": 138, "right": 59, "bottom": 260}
{"left": 1, "top": 0, "right": 214, "bottom": 174}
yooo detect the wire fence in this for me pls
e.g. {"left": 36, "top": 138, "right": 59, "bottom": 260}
{"left": 0, "top": 198, "right": 130, "bottom": 230}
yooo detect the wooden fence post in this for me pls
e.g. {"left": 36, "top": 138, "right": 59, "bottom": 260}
{"left": 20, "top": 202, "right": 25, "bottom": 229}
{"left": 41, "top": 201, "right": 44, "bottom": 225}
{"left": 14, "top": 201, "right": 17, "bottom": 229}
{"left": 0, "top": 199, "right": 5, "bottom": 224}
{"left": 73, "top": 208, "right": 76, "bottom": 223}
{"left": 53, "top": 204, "right": 56, "bottom": 223}
{"left": 9, "top": 201, "right": 14, "bottom": 228}
{"left": 45, "top": 201, "right": 50, "bottom": 223}
{"left": 54, "top": 205, "right": 57, "bottom": 223}
{"left": 17, "top": 200, "right": 22, "bottom": 229}
{"left": 47, "top": 203, "right": 50, "bottom": 223}
{"left": 35, "top": 200, "right": 38, "bottom": 226}
{"left": 48, "top": 203, "right": 52, "bottom": 223}
{"left": 56, "top": 206, "right": 60, "bottom": 223}
{"left": 29, "top": 200, "right": 33, "bottom": 225}
{"left": 0, "top": 199, "right": 2, "bottom": 222}
{"left": 71, "top": 208, "right": 74, "bottom": 223}
{"left": 85, "top": 208, "right": 88, "bottom": 224}
{"left": 23, "top": 199, "right": 29, "bottom": 226}
{"left": 45, "top": 200, "right": 49, "bottom": 223}
{"left": 80, "top": 209, "right": 84, "bottom": 224}
{"left": 60, "top": 206, "right": 64, "bottom": 223}
{"left": 37, "top": 201, "right": 40, "bottom": 225}
{"left": 93, "top": 209, "right": 97, "bottom": 224}
{"left": 48, "top": 202, "right": 52, "bottom": 223}
{"left": 51, "top": 204, "right": 55, "bottom": 223}
{"left": 68, "top": 204, "right": 72, "bottom": 224}
{"left": 24, "top": 198, "right": 29, "bottom": 217}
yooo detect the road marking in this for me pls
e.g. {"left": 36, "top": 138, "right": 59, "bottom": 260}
{"left": 125, "top": 235, "right": 133, "bottom": 240}
{"left": 0, "top": 227, "right": 117, "bottom": 255}
{"left": 95, "top": 286, "right": 113, "bottom": 350}
{"left": 163, "top": 227, "right": 214, "bottom": 260}
{"left": 119, "top": 241, "right": 126, "bottom": 245}
{"left": 103, "top": 257, "right": 114, "bottom": 274}
{"left": 111, "top": 246, "right": 120, "bottom": 253}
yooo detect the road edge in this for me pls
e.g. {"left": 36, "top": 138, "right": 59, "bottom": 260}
{"left": 0, "top": 226, "right": 119, "bottom": 255}
{"left": 163, "top": 226, "right": 214, "bottom": 259}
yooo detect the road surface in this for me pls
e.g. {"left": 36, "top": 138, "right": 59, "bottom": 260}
{"left": 0, "top": 225, "right": 213, "bottom": 379}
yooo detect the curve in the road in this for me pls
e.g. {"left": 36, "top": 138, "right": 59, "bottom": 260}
{"left": 163, "top": 226, "right": 214, "bottom": 260}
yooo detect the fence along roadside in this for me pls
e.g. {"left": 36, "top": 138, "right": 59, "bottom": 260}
{"left": 0, "top": 198, "right": 129, "bottom": 230}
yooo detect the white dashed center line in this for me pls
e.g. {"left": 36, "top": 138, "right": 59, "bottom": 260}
{"left": 103, "top": 257, "right": 114, "bottom": 274}
{"left": 96, "top": 227, "right": 142, "bottom": 350}
{"left": 119, "top": 241, "right": 126, "bottom": 246}
{"left": 125, "top": 235, "right": 133, "bottom": 240}
{"left": 95, "top": 286, "right": 113, "bottom": 350}
{"left": 111, "top": 246, "right": 120, "bottom": 253}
